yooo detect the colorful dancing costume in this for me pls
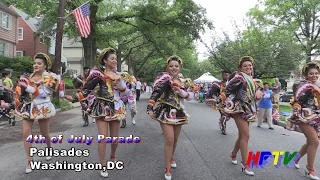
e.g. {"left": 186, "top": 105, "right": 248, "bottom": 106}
{"left": 210, "top": 80, "right": 230, "bottom": 134}
{"left": 15, "top": 72, "right": 59, "bottom": 120}
{"left": 179, "top": 74, "right": 195, "bottom": 117}
{"left": 120, "top": 72, "right": 137, "bottom": 127}
{"left": 178, "top": 74, "right": 187, "bottom": 116}
{"left": 73, "top": 74, "right": 91, "bottom": 126}
{"left": 71, "top": 67, "right": 131, "bottom": 121}
{"left": 120, "top": 82, "right": 136, "bottom": 115}
{"left": 219, "top": 72, "right": 258, "bottom": 121}
{"left": 73, "top": 74, "right": 87, "bottom": 89}
{"left": 147, "top": 72, "right": 194, "bottom": 125}
{"left": 287, "top": 81, "right": 320, "bottom": 134}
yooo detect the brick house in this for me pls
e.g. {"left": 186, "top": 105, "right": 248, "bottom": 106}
{"left": 9, "top": 5, "right": 48, "bottom": 57}
{"left": 0, "top": 3, "right": 19, "bottom": 57}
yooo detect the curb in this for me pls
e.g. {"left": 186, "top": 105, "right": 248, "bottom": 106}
{"left": 0, "top": 103, "right": 81, "bottom": 126}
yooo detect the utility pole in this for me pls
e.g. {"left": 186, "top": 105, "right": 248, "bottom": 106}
{"left": 53, "top": 0, "right": 65, "bottom": 99}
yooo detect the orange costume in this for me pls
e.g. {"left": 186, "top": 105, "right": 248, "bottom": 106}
{"left": 15, "top": 71, "right": 59, "bottom": 120}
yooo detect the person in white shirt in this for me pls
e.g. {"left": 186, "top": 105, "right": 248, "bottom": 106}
{"left": 135, "top": 79, "right": 142, "bottom": 101}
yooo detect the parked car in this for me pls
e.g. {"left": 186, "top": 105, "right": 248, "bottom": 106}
{"left": 280, "top": 92, "right": 294, "bottom": 102}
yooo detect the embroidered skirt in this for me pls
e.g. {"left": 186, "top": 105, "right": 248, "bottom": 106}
{"left": 153, "top": 103, "right": 188, "bottom": 125}
{"left": 287, "top": 108, "right": 320, "bottom": 133}
{"left": 221, "top": 97, "right": 257, "bottom": 122}
{"left": 15, "top": 101, "right": 56, "bottom": 120}
{"left": 218, "top": 110, "right": 231, "bottom": 121}
{"left": 86, "top": 97, "right": 125, "bottom": 121}
{"left": 122, "top": 95, "right": 137, "bottom": 115}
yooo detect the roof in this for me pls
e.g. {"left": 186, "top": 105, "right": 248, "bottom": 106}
{"left": 0, "top": 3, "right": 19, "bottom": 17}
{"left": 9, "top": 5, "right": 41, "bottom": 32}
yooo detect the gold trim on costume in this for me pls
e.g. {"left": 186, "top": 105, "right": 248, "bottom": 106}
{"left": 153, "top": 116, "right": 188, "bottom": 125}
{"left": 119, "top": 72, "right": 133, "bottom": 83}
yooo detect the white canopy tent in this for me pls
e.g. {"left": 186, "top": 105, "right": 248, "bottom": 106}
{"left": 194, "top": 72, "right": 220, "bottom": 83}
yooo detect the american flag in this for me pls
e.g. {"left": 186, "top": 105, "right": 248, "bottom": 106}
{"left": 72, "top": 2, "right": 91, "bottom": 38}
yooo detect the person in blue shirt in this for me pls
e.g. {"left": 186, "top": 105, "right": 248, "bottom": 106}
{"left": 257, "top": 82, "right": 274, "bottom": 130}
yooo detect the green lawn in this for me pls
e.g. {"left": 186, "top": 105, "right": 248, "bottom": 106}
{"left": 62, "top": 77, "right": 75, "bottom": 89}
{"left": 63, "top": 77, "right": 73, "bottom": 86}
{"left": 280, "top": 116, "right": 287, "bottom": 122}
{"left": 279, "top": 105, "right": 291, "bottom": 113}
{"left": 52, "top": 98, "right": 73, "bottom": 110}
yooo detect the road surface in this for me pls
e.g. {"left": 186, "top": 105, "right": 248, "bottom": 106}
{"left": 0, "top": 94, "right": 319, "bottom": 180}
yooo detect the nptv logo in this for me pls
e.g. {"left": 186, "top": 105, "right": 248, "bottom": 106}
{"left": 246, "top": 151, "right": 300, "bottom": 168}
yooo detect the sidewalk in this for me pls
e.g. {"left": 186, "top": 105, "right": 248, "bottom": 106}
{"left": 0, "top": 102, "right": 81, "bottom": 127}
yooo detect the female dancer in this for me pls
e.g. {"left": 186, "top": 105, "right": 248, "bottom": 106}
{"left": 120, "top": 72, "right": 137, "bottom": 127}
{"left": 288, "top": 62, "right": 320, "bottom": 180}
{"left": 205, "top": 70, "right": 230, "bottom": 135}
{"left": 147, "top": 56, "right": 194, "bottom": 180}
{"left": 0, "top": 53, "right": 59, "bottom": 173}
{"left": 64, "top": 48, "right": 131, "bottom": 178}
{"left": 218, "top": 56, "right": 262, "bottom": 176}
{"left": 73, "top": 66, "right": 92, "bottom": 127}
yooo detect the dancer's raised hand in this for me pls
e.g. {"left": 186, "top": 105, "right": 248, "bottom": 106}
{"left": 172, "top": 86, "right": 181, "bottom": 94}
{"left": 18, "top": 81, "right": 27, "bottom": 88}
{"left": 255, "top": 90, "right": 262, "bottom": 100}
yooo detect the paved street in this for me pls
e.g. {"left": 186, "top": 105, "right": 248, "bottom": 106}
{"left": 0, "top": 94, "right": 319, "bottom": 180}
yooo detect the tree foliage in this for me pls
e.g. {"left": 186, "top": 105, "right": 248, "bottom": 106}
{"left": 208, "top": 26, "right": 303, "bottom": 79}
{"left": 4, "top": 0, "right": 213, "bottom": 83}
{"left": 248, "top": 0, "right": 320, "bottom": 62}
{"left": 93, "top": 0, "right": 212, "bottom": 79}
{"left": 0, "top": 56, "right": 33, "bottom": 73}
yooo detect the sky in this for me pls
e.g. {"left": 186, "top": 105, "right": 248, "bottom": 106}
{"left": 193, "top": 0, "right": 259, "bottom": 60}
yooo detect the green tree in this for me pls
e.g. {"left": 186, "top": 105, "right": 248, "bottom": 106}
{"left": 208, "top": 26, "right": 302, "bottom": 79}
{"left": 6, "top": 0, "right": 212, "bottom": 79}
{"left": 196, "top": 59, "right": 220, "bottom": 78}
{"left": 248, "top": 0, "right": 320, "bottom": 62}
{"left": 0, "top": 56, "right": 33, "bottom": 73}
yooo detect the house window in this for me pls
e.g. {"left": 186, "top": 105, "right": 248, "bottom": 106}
{"left": 0, "top": 43, "right": 4, "bottom": 55}
{"left": 1, "top": 12, "right": 11, "bottom": 29}
{"left": 16, "top": 51, "right": 23, "bottom": 57}
{"left": 0, "top": 42, "right": 8, "bottom": 56}
{"left": 18, "top": 28, "right": 23, "bottom": 40}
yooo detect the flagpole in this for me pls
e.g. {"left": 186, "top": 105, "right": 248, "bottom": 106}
{"left": 63, "top": 0, "right": 90, "bottom": 19}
